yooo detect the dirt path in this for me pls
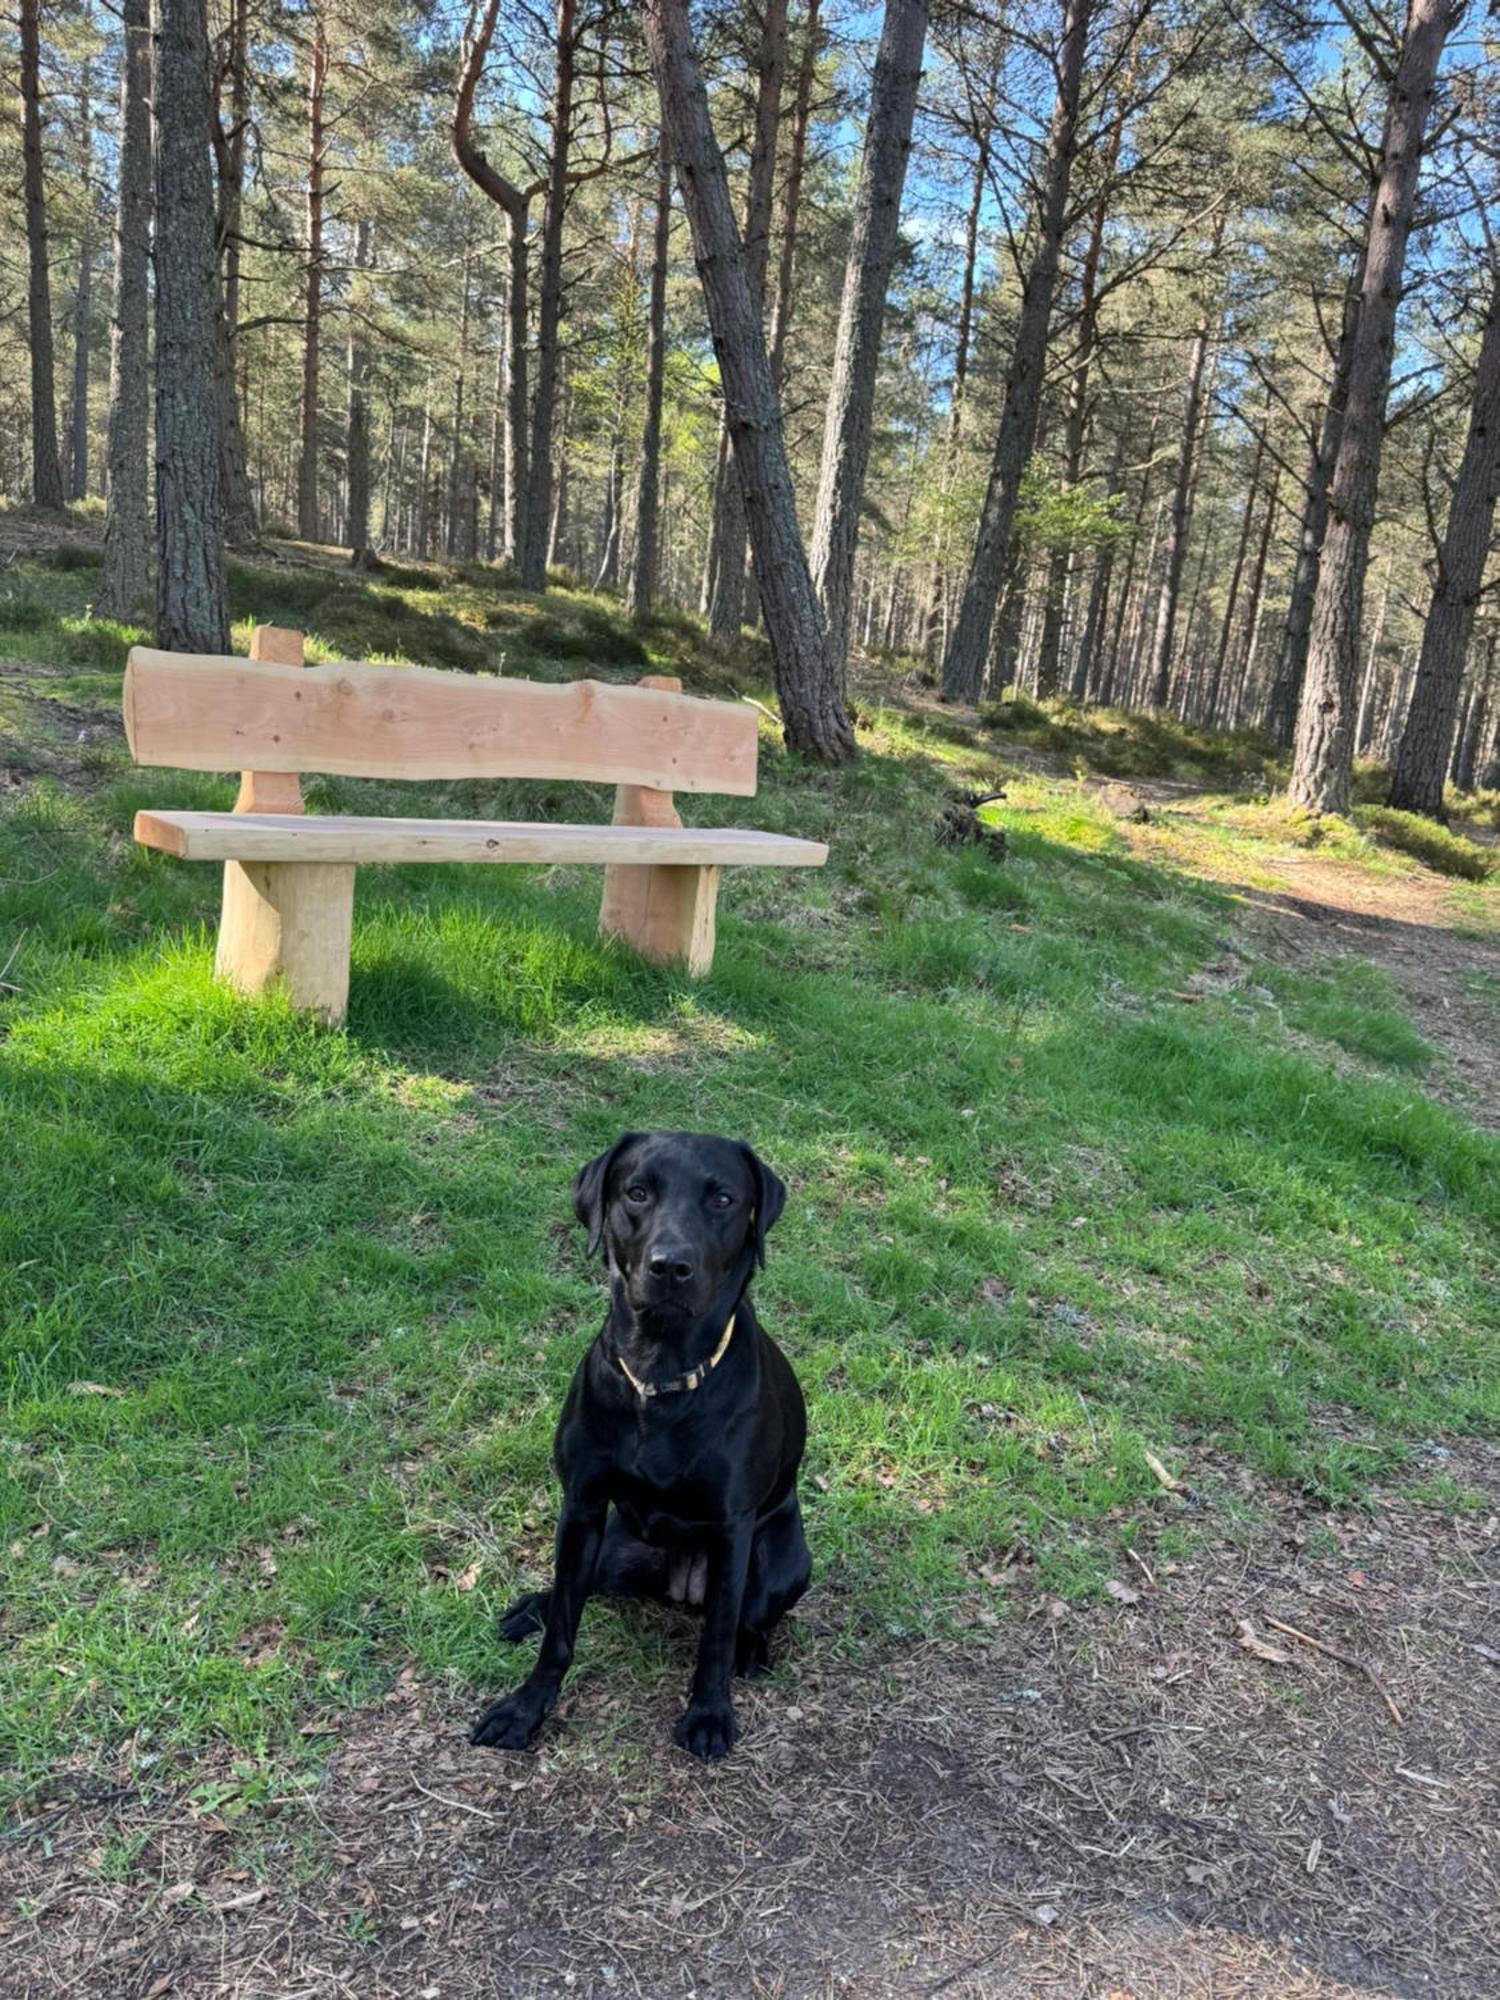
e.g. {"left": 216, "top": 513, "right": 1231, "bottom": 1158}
{"left": 1074, "top": 776, "right": 1499, "bottom": 1132}
{"left": 6, "top": 1448, "right": 1497, "bottom": 1999}
{"left": 1231, "top": 861, "right": 1497, "bottom": 1128}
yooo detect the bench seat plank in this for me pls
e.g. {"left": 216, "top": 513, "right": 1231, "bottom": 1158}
{"left": 134, "top": 811, "right": 829, "bottom": 870}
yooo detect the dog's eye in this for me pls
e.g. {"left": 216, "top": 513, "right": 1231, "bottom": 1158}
{"left": 624, "top": 1184, "right": 649, "bottom": 1204}
{"left": 710, "top": 1190, "right": 734, "bottom": 1209}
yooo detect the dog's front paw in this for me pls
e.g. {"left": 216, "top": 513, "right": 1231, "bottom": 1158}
{"left": 471, "top": 1691, "right": 546, "bottom": 1751}
{"left": 674, "top": 1700, "right": 738, "bottom": 1761}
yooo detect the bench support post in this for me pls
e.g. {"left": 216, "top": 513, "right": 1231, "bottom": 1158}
{"left": 598, "top": 674, "right": 720, "bottom": 976}
{"left": 215, "top": 861, "right": 356, "bottom": 1024}
{"left": 214, "top": 623, "right": 355, "bottom": 1024}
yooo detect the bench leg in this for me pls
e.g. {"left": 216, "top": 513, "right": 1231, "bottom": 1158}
{"left": 599, "top": 864, "right": 720, "bottom": 977}
{"left": 215, "top": 860, "right": 356, "bottom": 1025}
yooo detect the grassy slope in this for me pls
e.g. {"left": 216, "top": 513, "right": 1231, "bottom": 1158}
{"left": 2, "top": 542, "right": 1497, "bottom": 1804}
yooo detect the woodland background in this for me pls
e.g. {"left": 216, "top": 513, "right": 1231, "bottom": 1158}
{"left": 2, "top": 0, "right": 1497, "bottom": 806}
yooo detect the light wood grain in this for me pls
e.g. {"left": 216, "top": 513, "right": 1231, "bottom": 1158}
{"left": 219, "top": 629, "right": 308, "bottom": 990}
{"left": 213, "top": 860, "right": 355, "bottom": 1025}
{"left": 123, "top": 650, "right": 759, "bottom": 795}
{"left": 135, "top": 811, "right": 827, "bottom": 869}
{"left": 230, "top": 626, "right": 309, "bottom": 813}
{"left": 598, "top": 672, "right": 699, "bottom": 962}
{"left": 602, "top": 862, "right": 720, "bottom": 975}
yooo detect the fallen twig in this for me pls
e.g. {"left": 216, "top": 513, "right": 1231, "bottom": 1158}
{"left": 739, "top": 695, "right": 780, "bottom": 725}
{"left": 1262, "top": 1613, "right": 1404, "bottom": 1727}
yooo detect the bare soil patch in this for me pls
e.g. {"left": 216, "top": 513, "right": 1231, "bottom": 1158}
{"left": 1231, "top": 860, "right": 1498, "bottom": 1131}
{"left": 6, "top": 1448, "right": 1496, "bottom": 1999}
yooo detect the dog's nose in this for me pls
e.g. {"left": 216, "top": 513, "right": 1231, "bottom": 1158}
{"left": 648, "top": 1249, "right": 696, "bottom": 1284}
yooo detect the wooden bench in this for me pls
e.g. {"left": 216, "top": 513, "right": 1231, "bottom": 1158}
{"left": 123, "top": 625, "right": 827, "bottom": 1024}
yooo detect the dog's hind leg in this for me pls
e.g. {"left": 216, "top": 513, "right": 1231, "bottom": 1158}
{"left": 735, "top": 1490, "right": 812, "bottom": 1677}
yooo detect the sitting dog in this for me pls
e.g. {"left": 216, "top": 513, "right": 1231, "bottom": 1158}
{"left": 471, "top": 1131, "right": 811, "bottom": 1761}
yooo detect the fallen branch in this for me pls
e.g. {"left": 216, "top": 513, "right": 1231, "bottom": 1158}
{"left": 1262, "top": 1613, "right": 1404, "bottom": 1727}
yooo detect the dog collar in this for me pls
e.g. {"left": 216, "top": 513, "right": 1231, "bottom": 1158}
{"left": 617, "top": 1314, "right": 736, "bottom": 1400}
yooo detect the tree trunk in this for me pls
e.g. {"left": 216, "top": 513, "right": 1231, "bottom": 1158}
{"left": 1355, "top": 555, "right": 1392, "bottom": 752}
{"left": 707, "top": 0, "right": 789, "bottom": 643}
{"left": 1035, "top": 94, "right": 1125, "bottom": 700}
{"left": 486, "top": 337, "right": 504, "bottom": 560}
{"left": 520, "top": 0, "right": 579, "bottom": 591}
{"left": 98, "top": 0, "right": 152, "bottom": 618}
{"left": 1073, "top": 430, "right": 1126, "bottom": 701}
{"left": 1206, "top": 419, "right": 1268, "bottom": 725}
{"left": 346, "top": 219, "right": 374, "bottom": 566}
{"left": 767, "top": 0, "right": 820, "bottom": 398}
{"left": 1230, "top": 458, "right": 1281, "bottom": 727}
{"left": 452, "top": 4, "right": 538, "bottom": 573}
{"left": 447, "top": 249, "right": 473, "bottom": 558}
{"left": 809, "top": 0, "right": 928, "bottom": 676}
{"left": 214, "top": 0, "right": 256, "bottom": 543}
{"left": 1288, "top": 0, "right": 1459, "bottom": 815}
{"left": 154, "top": 0, "right": 230, "bottom": 652}
{"left": 940, "top": 0, "right": 1091, "bottom": 702}
{"left": 922, "top": 98, "right": 990, "bottom": 663}
{"left": 1144, "top": 222, "right": 1222, "bottom": 709}
{"left": 1264, "top": 255, "right": 1364, "bottom": 745}
{"left": 1453, "top": 625, "right": 1496, "bottom": 791}
{"left": 416, "top": 381, "right": 433, "bottom": 557}
{"left": 21, "top": 0, "right": 65, "bottom": 508}
{"left": 642, "top": 0, "right": 853, "bottom": 760}
{"left": 629, "top": 137, "right": 673, "bottom": 616}
{"left": 1388, "top": 261, "right": 1500, "bottom": 818}
{"left": 70, "top": 59, "right": 93, "bottom": 500}
{"left": 298, "top": 18, "right": 329, "bottom": 542}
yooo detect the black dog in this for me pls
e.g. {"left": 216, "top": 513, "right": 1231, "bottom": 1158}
{"left": 471, "top": 1131, "right": 811, "bottom": 1761}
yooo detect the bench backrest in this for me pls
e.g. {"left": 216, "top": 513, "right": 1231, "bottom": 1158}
{"left": 123, "top": 643, "right": 758, "bottom": 798}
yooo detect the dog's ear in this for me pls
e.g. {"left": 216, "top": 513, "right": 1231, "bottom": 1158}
{"left": 572, "top": 1134, "right": 639, "bottom": 1257}
{"left": 739, "top": 1144, "right": 787, "bottom": 1268}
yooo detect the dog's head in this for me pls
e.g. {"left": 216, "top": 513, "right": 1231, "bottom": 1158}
{"left": 572, "top": 1131, "right": 786, "bottom": 1320}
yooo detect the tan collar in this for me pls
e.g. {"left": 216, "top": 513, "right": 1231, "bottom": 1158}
{"left": 617, "top": 1313, "right": 737, "bottom": 1400}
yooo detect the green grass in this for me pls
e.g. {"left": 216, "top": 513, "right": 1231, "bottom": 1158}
{"left": 977, "top": 691, "right": 1284, "bottom": 786}
{"left": 2, "top": 547, "right": 1498, "bottom": 1805}
{"left": 1354, "top": 804, "right": 1496, "bottom": 882}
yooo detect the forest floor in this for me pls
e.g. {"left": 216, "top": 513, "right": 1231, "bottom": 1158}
{"left": 2, "top": 519, "right": 1497, "bottom": 1998}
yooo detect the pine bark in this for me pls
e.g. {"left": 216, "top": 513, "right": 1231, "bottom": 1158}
{"left": 1288, "top": 0, "right": 1460, "bottom": 815}
{"left": 213, "top": 0, "right": 257, "bottom": 543}
{"left": 298, "top": 18, "right": 329, "bottom": 543}
{"left": 1388, "top": 262, "right": 1500, "bottom": 818}
{"left": 1231, "top": 458, "right": 1280, "bottom": 727}
{"left": 1143, "top": 230, "right": 1220, "bottom": 709}
{"left": 767, "top": 0, "right": 820, "bottom": 397}
{"left": 708, "top": 0, "right": 789, "bottom": 643}
{"left": 1206, "top": 421, "right": 1268, "bottom": 725}
{"left": 1072, "top": 430, "right": 1126, "bottom": 700}
{"left": 524, "top": 0, "right": 579, "bottom": 591}
{"left": 70, "top": 59, "right": 93, "bottom": 500}
{"left": 642, "top": 0, "right": 854, "bottom": 761}
{"left": 1035, "top": 95, "right": 1124, "bottom": 700}
{"left": 153, "top": 0, "right": 231, "bottom": 652}
{"left": 21, "top": 0, "right": 65, "bottom": 508}
{"left": 98, "top": 0, "right": 152, "bottom": 618}
{"left": 628, "top": 138, "right": 672, "bottom": 615}
{"left": 1264, "top": 255, "right": 1364, "bottom": 746}
{"left": 809, "top": 0, "right": 928, "bottom": 675}
{"left": 346, "top": 219, "right": 374, "bottom": 566}
{"left": 453, "top": 0, "right": 539, "bottom": 575}
{"left": 923, "top": 89, "right": 995, "bottom": 663}
{"left": 940, "top": 0, "right": 1091, "bottom": 702}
